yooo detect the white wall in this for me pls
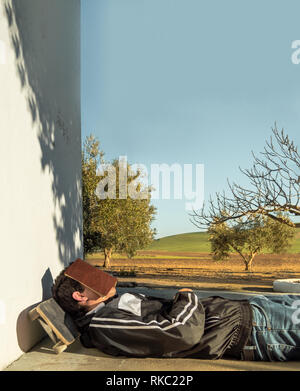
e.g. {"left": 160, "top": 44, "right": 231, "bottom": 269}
{"left": 0, "top": 0, "right": 82, "bottom": 370}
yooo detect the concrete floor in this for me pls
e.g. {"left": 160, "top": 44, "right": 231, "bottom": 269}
{"left": 4, "top": 288, "right": 300, "bottom": 372}
{"left": 4, "top": 336, "right": 300, "bottom": 372}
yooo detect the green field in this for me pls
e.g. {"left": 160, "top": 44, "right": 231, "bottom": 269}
{"left": 146, "top": 228, "right": 300, "bottom": 253}
{"left": 146, "top": 232, "right": 211, "bottom": 252}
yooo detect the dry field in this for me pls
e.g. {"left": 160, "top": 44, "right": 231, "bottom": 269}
{"left": 87, "top": 251, "right": 300, "bottom": 293}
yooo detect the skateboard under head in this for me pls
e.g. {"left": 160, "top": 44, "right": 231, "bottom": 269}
{"left": 28, "top": 298, "right": 80, "bottom": 354}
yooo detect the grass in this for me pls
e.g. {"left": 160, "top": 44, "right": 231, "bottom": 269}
{"left": 146, "top": 232, "right": 211, "bottom": 252}
{"left": 87, "top": 252, "right": 207, "bottom": 260}
{"left": 85, "top": 230, "right": 300, "bottom": 290}
{"left": 86, "top": 251, "right": 300, "bottom": 292}
{"left": 85, "top": 227, "right": 300, "bottom": 294}
{"left": 86, "top": 229, "right": 300, "bottom": 278}
{"left": 145, "top": 228, "right": 300, "bottom": 253}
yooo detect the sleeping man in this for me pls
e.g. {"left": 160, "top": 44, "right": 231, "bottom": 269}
{"left": 52, "top": 264, "right": 300, "bottom": 361}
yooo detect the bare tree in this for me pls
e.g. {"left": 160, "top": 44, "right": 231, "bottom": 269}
{"left": 190, "top": 124, "right": 300, "bottom": 229}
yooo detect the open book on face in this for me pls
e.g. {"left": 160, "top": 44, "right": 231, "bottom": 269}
{"left": 64, "top": 258, "right": 118, "bottom": 297}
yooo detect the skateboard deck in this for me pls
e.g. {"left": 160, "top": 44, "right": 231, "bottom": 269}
{"left": 28, "top": 298, "right": 80, "bottom": 354}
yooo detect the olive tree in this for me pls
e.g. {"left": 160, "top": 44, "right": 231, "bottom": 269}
{"left": 82, "top": 135, "right": 156, "bottom": 267}
{"left": 208, "top": 214, "right": 295, "bottom": 272}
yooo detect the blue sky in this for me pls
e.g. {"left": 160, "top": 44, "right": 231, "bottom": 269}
{"left": 81, "top": 0, "right": 300, "bottom": 238}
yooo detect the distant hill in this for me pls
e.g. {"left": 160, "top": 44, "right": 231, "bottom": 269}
{"left": 146, "top": 228, "right": 300, "bottom": 253}
{"left": 146, "top": 232, "right": 211, "bottom": 252}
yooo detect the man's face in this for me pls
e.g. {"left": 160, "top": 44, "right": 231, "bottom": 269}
{"left": 74, "top": 285, "right": 117, "bottom": 312}
{"left": 83, "top": 285, "right": 116, "bottom": 300}
{"left": 82, "top": 286, "right": 101, "bottom": 301}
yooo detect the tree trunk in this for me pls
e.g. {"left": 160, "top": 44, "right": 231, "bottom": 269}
{"left": 244, "top": 260, "right": 251, "bottom": 272}
{"left": 232, "top": 246, "right": 254, "bottom": 272}
{"left": 103, "top": 248, "right": 112, "bottom": 268}
{"left": 244, "top": 253, "right": 256, "bottom": 272}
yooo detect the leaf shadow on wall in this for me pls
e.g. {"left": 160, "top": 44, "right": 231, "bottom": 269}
{"left": 4, "top": 0, "right": 83, "bottom": 269}
{"left": 3, "top": 0, "right": 83, "bottom": 352}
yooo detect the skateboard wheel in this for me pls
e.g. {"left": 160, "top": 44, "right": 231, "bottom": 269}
{"left": 53, "top": 342, "right": 67, "bottom": 354}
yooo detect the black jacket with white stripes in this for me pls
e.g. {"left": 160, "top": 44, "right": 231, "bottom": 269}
{"left": 75, "top": 291, "right": 253, "bottom": 359}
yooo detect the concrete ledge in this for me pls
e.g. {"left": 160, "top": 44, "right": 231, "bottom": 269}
{"left": 273, "top": 279, "right": 300, "bottom": 293}
{"left": 4, "top": 288, "right": 300, "bottom": 371}
{"left": 4, "top": 337, "right": 300, "bottom": 372}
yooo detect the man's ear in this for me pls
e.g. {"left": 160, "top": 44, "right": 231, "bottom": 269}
{"left": 72, "top": 291, "right": 87, "bottom": 302}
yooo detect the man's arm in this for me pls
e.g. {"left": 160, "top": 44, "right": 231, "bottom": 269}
{"left": 87, "top": 291, "right": 205, "bottom": 358}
